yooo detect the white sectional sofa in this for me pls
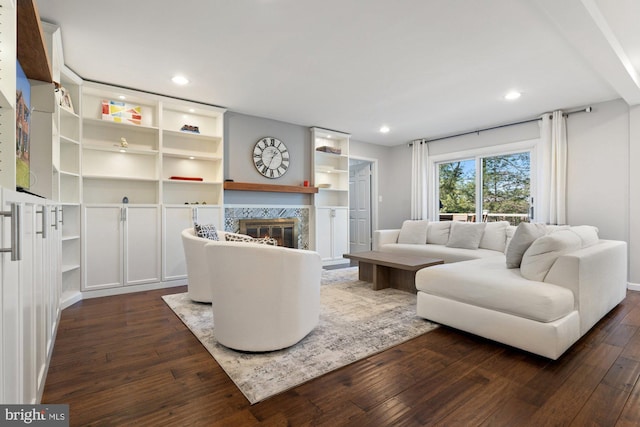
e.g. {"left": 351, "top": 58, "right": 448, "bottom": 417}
{"left": 373, "top": 220, "right": 628, "bottom": 359}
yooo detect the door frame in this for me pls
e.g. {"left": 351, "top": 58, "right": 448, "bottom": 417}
{"left": 348, "top": 155, "right": 379, "bottom": 251}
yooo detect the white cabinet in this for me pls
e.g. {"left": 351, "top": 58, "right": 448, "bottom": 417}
{"left": 82, "top": 205, "right": 160, "bottom": 290}
{"left": 311, "top": 127, "right": 350, "bottom": 265}
{"left": 162, "top": 205, "right": 222, "bottom": 281}
{"left": 315, "top": 207, "right": 349, "bottom": 264}
{"left": 1, "top": 189, "right": 60, "bottom": 404}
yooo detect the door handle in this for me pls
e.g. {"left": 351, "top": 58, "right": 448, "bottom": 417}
{"left": 0, "top": 203, "right": 22, "bottom": 261}
{"left": 37, "top": 206, "right": 48, "bottom": 238}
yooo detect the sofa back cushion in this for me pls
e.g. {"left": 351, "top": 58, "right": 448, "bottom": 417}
{"left": 479, "top": 221, "right": 510, "bottom": 252}
{"left": 520, "top": 230, "right": 582, "bottom": 281}
{"left": 446, "top": 222, "right": 486, "bottom": 249}
{"left": 397, "top": 220, "right": 429, "bottom": 244}
{"left": 505, "top": 222, "right": 547, "bottom": 268}
{"left": 427, "top": 222, "right": 451, "bottom": 245}
{"left": 570, "top": 225, "right": 599, "bottom": 247}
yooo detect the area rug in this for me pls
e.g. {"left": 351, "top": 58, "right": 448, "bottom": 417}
{"left": 162, "top": 267, "right": 438, "bottom": 404}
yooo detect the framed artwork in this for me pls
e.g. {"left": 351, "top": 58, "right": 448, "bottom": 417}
{"left": 16, "top": 61, "right": 31, "bottom": 189}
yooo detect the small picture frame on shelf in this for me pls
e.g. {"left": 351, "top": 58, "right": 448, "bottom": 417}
{"left": 58, "top": 86, "right": 75, "bottom": 114}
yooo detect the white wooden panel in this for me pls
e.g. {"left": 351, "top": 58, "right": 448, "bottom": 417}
{"left": 162, "top": 206, "right": 193, "bottom": 281}
{"left": 125, "top": 206, "right": 160, "bottom": 286}
{"left": 82, "top": 206, "right": 123, "bottom": 290}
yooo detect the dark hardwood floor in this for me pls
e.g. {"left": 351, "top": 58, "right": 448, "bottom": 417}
{"left": 43, "top": 281, "right": 640, "bottom": 426}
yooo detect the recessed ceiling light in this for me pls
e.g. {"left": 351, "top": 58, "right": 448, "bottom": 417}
{"left": 504, "top": 91, "right": 521, "bottom": 100}
{"left": 380, "top": 125, "right": 390, "bottom": 133}
{"left": 172, "top": 75, "right": 189, "bottom": 85}
{"left": 118, "top": 95, "right": 126, "bottom": 100}
{"left": 188, "top": 108, "right": 195, "bottom": 113}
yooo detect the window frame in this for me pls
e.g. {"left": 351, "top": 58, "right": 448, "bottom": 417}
{"left": 429, "top": 139, "right": 540, "bottom": 222}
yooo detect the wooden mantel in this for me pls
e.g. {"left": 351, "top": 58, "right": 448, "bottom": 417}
{"left": 224, "top": 181, "right": 318, "bottom": 194}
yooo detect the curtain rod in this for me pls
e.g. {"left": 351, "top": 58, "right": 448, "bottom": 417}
{"left": 408, "top": 106, "right": 592, "bottom": 146}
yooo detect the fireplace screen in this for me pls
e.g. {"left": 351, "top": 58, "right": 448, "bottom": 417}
{"left": 238, "top": 218, "right": 299, "bottom": 248}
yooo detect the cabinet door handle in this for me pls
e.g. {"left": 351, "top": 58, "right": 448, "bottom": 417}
{"left": 192, "top": 207, "right": 198, "bottom": 223}
{"left": 0, "top": 203, "right": 22, "bottom": 261}
{"left": 121, "top": 207, "right": 127, "bottom": 222}
{"left": 52, "top": 206, "right": 59, "bottom": 230}
{"left": 37, "top": 206, "right": 48, "bottom": 239}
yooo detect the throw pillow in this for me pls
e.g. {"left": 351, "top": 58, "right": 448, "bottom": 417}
{"left": 426, "top": 222, "right": 451, "bottom": 245}
{"left": 251, "top": 237, "right": 279, "bottom": 246}
{"left": 569, "top": 225, "right": 599, "bottom": 248}
{"left": 194, "top": 223, "right": 219, "bottom": 240}
{"left": 520, "top": 230, "right": 582, "bottom": 281}
{"left": 505, "top": 222, "right": 547, "bottom": 268}
{"left": 479, "top": 221, "right": 510, "bottom": 252}
{"left": 224, "top": 233, "right": 253, "bottom": 243}
{"left": 446, "top": 222, "right": 486, "bottom": 250}
{"left": 397, "top": 220, "right": 429, "bottom": 244}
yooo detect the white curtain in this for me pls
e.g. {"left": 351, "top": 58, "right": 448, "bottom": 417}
{"left": 411, "top": 139, "right": 429, "bottom": 220}
{"left": 539, "top": 110, "right": 567, "bottom": 225}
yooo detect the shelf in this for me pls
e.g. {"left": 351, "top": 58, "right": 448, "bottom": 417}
{"left": 163, "top": 128, "right": 222, "bottom": 142}
{"left": 83, "top": 144, "right": 159, "bottom": 155}
{"left": 62, "top": 264, "right": 81, "bottom": 273}
{"left": 162, "top": 148, "right": 221, "bottom": 160}
{"left": 83, "top": 175, "right": 158, "bottom": 182}
{"left": 164, "top": 179, "right": 222, "bottom": 185}
{"left": 83, "top": 117, "right": 159, "bottom": 133}
{"left": 224, "top": 182, "right": 319, "bottom": 194}
{"left": 60, "top": 135, "right": 80, "bottom": 145}
{"left": 62, "top": 235, "right": 80, "bottom": 241}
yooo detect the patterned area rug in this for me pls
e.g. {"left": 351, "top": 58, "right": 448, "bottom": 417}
{"left": 162, "top": 267, "right": 438, "bottom": 404}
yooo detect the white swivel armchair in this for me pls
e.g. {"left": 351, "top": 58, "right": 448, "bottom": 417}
{"left": 204, "top": 241, "right": 322, "bottom": 352}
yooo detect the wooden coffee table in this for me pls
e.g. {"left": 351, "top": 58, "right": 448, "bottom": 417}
{"left": 343, "top": 251, "right": 444, "bottom": 293}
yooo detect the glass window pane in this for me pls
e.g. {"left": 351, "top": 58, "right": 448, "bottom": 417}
{"left": 482, "top": 152, "right": 530, "bottom": 225}
{"left": 438, "top": 159, "right": 476, "bottom": 221}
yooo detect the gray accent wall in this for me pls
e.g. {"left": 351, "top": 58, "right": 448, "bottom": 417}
{"left": 224, "top": 111, "right": 312, "bottom": 205}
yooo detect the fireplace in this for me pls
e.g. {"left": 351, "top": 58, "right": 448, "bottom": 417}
{"left": 239, "top": 218, "right": 300, "bottom": 248}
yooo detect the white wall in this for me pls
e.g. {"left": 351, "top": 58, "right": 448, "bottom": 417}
{"left": 566, "top": 99, "right": 629, "bottom": 242}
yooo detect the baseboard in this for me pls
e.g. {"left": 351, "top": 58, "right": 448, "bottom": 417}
{"left": 628, "top": 282, "right": 640, "bottom": 292}
{"left": 81, "top": 279, "right": 187, "bottom": 299}
{"left": 60, "top": 291, "right": 83, "bottom": 310}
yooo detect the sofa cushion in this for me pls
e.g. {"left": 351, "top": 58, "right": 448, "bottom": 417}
{"left": 446, "top": 222, "right": 486, "bottom": 249}
{"left": 427, "top": 222, "right": 450, "bottom": 245}
{"left": 415, "top": 257, "right": 575, "bottom": 323}
{"left": 377, "top": 243, "right": 502, "bottom": 263}
{"left": 397, "top": 220, "right": 429, "bottom": 244}
{"left": 505, "top": 222, "right": 547, "bottom": 268}
{"left": 520, "top": 230, "right": 582, "bottom": 281}
{"left": 194, "top": 223, "right": 219, "bottom": 240}
{"left": 570, "top": 225, "right": 599, "bottom": 247}
{"left": 479, "top": 221, "right": 510, "bottom": 252}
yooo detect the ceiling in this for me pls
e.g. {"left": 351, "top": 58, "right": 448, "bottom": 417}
{"left": 35, "top": 0, "right": 640, "bottom": 147}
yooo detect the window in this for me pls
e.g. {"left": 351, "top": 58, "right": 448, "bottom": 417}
{"left": 435, "top": 148, "right": 533, "bottom": 225}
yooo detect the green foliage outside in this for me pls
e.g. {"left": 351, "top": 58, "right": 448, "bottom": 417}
{"left": 439, "top": 152, "right": 530, "bottom": 219}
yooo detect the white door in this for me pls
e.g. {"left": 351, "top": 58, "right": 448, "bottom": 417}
{"left": 1, "top": 191, "right": 24, "bottom": 403}
{"left": 349, "top": 162, "right": 372, "bottom": 253}
{"left": 82, "top": 205, "right": 123, "bottom": 290}
{"left": 124, "top": 206, "right": 161, "bottom": 286}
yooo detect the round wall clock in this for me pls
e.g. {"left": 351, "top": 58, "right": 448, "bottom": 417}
{"left": 253, "top": 137, "right": 290, "bottom": 179}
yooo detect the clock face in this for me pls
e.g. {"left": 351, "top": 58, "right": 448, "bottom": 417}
{"left": 253, "top": 137, "right": 290, "bottom": 179}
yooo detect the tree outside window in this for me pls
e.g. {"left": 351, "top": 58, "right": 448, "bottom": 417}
{"left": 438, "top": 152, "right": 530, "bottom": 224}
